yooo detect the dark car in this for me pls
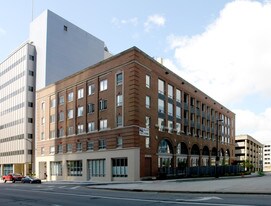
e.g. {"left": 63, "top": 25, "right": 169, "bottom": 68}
{"left": 21, "top": 176, "right": 42, "bottom": 184}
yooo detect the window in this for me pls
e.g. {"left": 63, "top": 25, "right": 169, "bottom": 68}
{"left": 76, "top": 142, "right": 82, "bottom": 152}
{"left": 68, "top": 126, "right": 74, "bottom": 136}
{"left": 89, "top": 159, "right": 105, "bottom": 177}
{"left": 41, "top": 102, "right": 45, "bottom": 110}
{"left": 88, "top": 84, "right": 95, "bottom": 95}
{"left": 57, "top": 144, "right": 63, "bottom": 154}
{"left": 168, "top": 120, "right": 173, "bottom": 133}
{"left": 50, "top": 115, "right": 55, "bottom": 123}
{"left": 59, "top": 112, "right": 64, "bottom": 121}
{"left": 146, "top": 116, "right": 150, "bottom": 128}
{"left": 100, "top": 79, "right": 108, "bottom": 91}
{"left": 176, "top": 106, "right": 181, "bottom": 119}
{"left": 41, "top": 117, "right": 45, "bottom": 125}
{"left": 158, "top": 118, "right": 165, "bottom": 131}
{"left": 117, "top": 115, "right": 123, "bottom": 127}
{"left": 99, "top": 139, "right": 106, "bottom": 150}
{"left": 29, "top": 55, "right": 35, "bottom": 61}
{"left": 28, "top": 86, "right": 34, "bottom": 92}
{"left": 117, "top": 137, "right": 123, "bottom": 148}
{"left": 100, "top": 119, "right": 107, "bottom": 130}
{"left": 158, "top": 99, "right": 164, "bottom": 113}
{"left": 87, "top": 141, "right": 94, "bottom": 151}
{"left": 66, "top": 144, "right": 72, "bottom": 153}
{"left": 68, "top": 92, "right": 73, "bottom": 102}
{"left": 50, "top": 146, "right": 55, "bottom": 154}
{"left": 49, "top": 130, "right": 55, "bottom": 139}
{"left": 78, "top": 88, "right": 84, "bottom": 99}
{"left": 117, "top": 95, "right": 123, "bottom": 106}
{"left": 28, "top": 102, "right": 33, "bottom": 107}
{"left": 77, "top": 124, "right": 84, "bottom": 134}
{"left": 168, "top": 103, "right": 173, "bottom": 116}
{"left": 28, "top": 118, "right": 33, "bottom": 123}
{"left": 68, "top": 109, "right": 73, "bottom": 119}
{"left": 146, "top": 137, "right": 150, "bottom": 148}
{"left": 176, "top": 89, "right": 181, "bottom": 102}
{"left": 58, "top": 128, "right": 64, "bottom": 137}
{"left": 41, "top": 132, "right": 45, "bottom": 140}
{"left": 146, "top": 75, "right": 150, "bottom": 88}
{"left": 50, "top": 162, "right": 62, "bottom": 176}
{"left": 77, "top": 106, "right": 84, "bottom": 117}
{"left": 88, "top": 122, "right": 95, "bottom": 132}
{"left": 99, "top": 99, "right": 107, "bottom": 110}
{"left": 64, "top": 25, "right": 68, "bottom": 31}
{"left": 59, "top": 96, "right": 64, "bottom": 105}
{"left": 146, "top": 96, "right": 150, "bottom": 109}
{"left": 168, "top": 84, "right": 173, "bottom": 98}
{"left": 116, "top": 73, "right": 123, "bottom": 85}
{"left": 28, "top": 70, "right": 34, "bottom": 76}
{"left": 50, "top": 99, "right": 56, "bottom": 108}
{"left": 112, "top": 158, "right": 128, "bottom": 177}
{"left": 158, "top": 79, "right": 165, "bottom": 94}
{"left": 176, "top": 122, "right": 181, "bottom": 134}
{"left": 41, "top": 147, "right": 45, "bottom": 155}
{"left": 87, "top": 103, "right": 95, "bottom": 114}
{"left": 67, "top": 160, "right": 82, "bottom": 176}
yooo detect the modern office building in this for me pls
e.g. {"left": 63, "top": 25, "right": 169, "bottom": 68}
{"left": 0, "top": 43, "right": 36, "bottom": 176}
{"left": 0, "top": 10, "right": 109, "bottom": 176}
{"left": 263, "top": 144, "right": 271, "bottom": 172}
{"left": 235, "top": 134, "right": 263, "bottom": 171}
{"left": 36, "top": 47, "right": 236, "bottom": 182}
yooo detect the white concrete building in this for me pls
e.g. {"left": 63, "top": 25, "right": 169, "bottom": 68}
{"left": 235, "top": 134, "right": 263, "bottom": 172}
{"left": 29, "top": 10, "right": 109, "bottom": 90}
{"left": 0, "top": 10, "right": 109, "bottom": 176}
{"left": 0, "top": 43, "right": 36, "bottom": 176}
{"left": 263, "top": 144, "right": 271, "bottom": 172}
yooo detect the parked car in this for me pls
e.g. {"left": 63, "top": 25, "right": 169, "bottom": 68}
{"left": 21, "top": 176, "right": 42, "bottom": 184}
{"left": 2, "top": 173, "right": 23, "bottom": 183}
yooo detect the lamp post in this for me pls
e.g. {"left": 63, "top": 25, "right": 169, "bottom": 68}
{"left": 215, "top": 119, "right": 223, "bottom": 178}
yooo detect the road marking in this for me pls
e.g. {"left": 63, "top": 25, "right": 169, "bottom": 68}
{"left": 176, "top": 196, "right": 223, "bottom": 202}
{"left": 4, "top": 188, "right": 255, "bottom": 206}
{"left": 70, "top": 186, "right": 80, "bottom": 190}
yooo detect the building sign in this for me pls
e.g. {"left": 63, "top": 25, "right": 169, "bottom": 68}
{"left": 139, "top": 127, "right": 149, "bottom": 136}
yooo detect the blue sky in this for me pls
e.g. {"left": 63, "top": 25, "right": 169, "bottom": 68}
{"left": 1, "top": 0, "right": 271, "bottom": 144}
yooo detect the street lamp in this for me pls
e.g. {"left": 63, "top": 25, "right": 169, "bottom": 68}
{"left": 215, "top": 119, "right": 223, "bottom": 178}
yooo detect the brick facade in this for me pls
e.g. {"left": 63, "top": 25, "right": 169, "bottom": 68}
{"left": 36, "top": 47, "right": 235, "bottom": 181}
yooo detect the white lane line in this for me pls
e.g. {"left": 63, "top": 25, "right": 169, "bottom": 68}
{"left": 4, "top": 188, "right": 254, "bottom": 206}
{"left": 70, "top": 186, "right": 80, "bottom": 190}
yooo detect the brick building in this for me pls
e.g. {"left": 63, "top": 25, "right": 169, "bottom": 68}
{"left": 36, "top": 47, "right": 235, "bottom": 181}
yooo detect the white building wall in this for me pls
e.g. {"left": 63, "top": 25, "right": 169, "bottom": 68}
{"left": 35, "top": 148, "right": 140, "bottom": 182}
{"left": 263, "top": 144, "right": 271, "bottom": 172}
{"left": 0, "top": 43, "right": 35, "bottom": 168}
{"left": 30, "top": 10, "right": 106, "bottom": 90}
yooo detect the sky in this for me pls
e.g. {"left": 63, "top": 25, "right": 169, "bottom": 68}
{"left": 1, "top": 0, "right": 271, "bottom": 144}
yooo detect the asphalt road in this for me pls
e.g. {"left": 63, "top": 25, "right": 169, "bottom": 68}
{"left": 1, "top": 182, "right": 271, "bottom": 206}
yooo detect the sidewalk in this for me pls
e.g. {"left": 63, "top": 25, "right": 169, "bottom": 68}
{"left": 87, "top": 173, "right": 271, "bottom": 194}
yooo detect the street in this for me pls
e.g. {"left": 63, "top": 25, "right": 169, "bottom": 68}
{"left": 0, "top": 182, "right": 271, "bottom": 206}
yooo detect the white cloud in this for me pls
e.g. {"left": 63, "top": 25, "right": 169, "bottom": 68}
{"left": 144, "top": 14, "right": 165, "bottom": 32}
{"left": 234, "top": 108, "right": 271, "bottom": 144}
{"left": 111, "top": 17, "right": 138, "bottom": 27}
{"left": 166, "top": 0, "right": 271, "bottom": 144}
{"left": 168, "top": 0, "right": 271, "bottom": 105}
